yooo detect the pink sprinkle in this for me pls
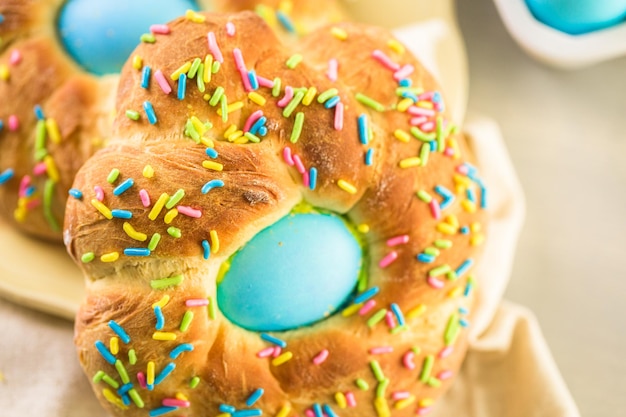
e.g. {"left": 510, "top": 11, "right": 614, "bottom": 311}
{"left": 243, "top": 110, "right": 263, "bottom": 133}
{"left": 150, "top": 24, "right": 170, "bottom": 34}
{"left": 437, "top": 370, "right": 454, "bottom": 380}
{"left": 394, "top": 64, "right": 414, "bottom": 80}
{"left": 207, "top": 32, "right": 224, "bottom": 63}
{"left": 305, "top": 409, "right": 316, "bottom": 417}
{"left": 327, "top": 58, "right": 338, "bottom": 81}
{"left": 403, "top": 351, "right": 415, "bottom": 370}
{"left": 8, "top": 114, "right": 19, "bottom": 131}
{"left": 456, "top": 165, "right": 470, "bottom": 175}
{"left": 345, "top": 391, "right": 357, "bottom": 407}
{"left": 444, "top": 147, "right": 455, "bottom": 157}
{"left": 177, "top": 205, "right": 202, "bottom": 218}
{"left": 232, "top": 48, "right": 253, "bottom": 92}
{"left": 282, "top": 147, "right": 294, "bottom": 166}
{"left": 19, "top": 176, "right": 31, "bottom": 198}
{"left": 163, "top": 398, "right": 190, "bottom": 408}
{"left": 417, "top": 406, "right": 432, "bottom": 416}
{"left": 137, "top": 372, "right": 147, "bottom": 389}
{"left": 25, "top": 198, "right": 41, "bottom": 210}
{"left": 139, "top": 189, "right": 151, "bottom": 207}
{"left": 185, "top": 298, "right": 209, "bottom": 307}
{"left": 9, "top": 49, "right": 22, "bottom": 66}
{"left": 257, "top": 347, "right": 275, "bottom": 358}
{"left": 33, "top": 162, "right": 47, "bottom": 176}
{"left": 378, "top": 251, "right": 398, "bottom": 268}
{"left": 257, "top": 75, "right": 274, "bottom": 88}
{"left": 429, "top": 199, "right": 441, "bottom": 220}
{"left": 312, "top": 349, "right": 329, "bottom": 365}
{"left": 358, "top": 299, "right": 376, "bottom": 316}
{"left": 439, "top": 345, "right": 454, "bottom": 358}
{"left": 419, "top": 91, "right": 435, "bottom": 101}
{"left": 434, "top": 102, "right": 444, "bottom": 112}
{"left": 408, "top": 106, "right": 436, "bottom": 118}
{"left": 368, "top": 346, "right": 393, "bottom": 355}
{"left": 302, "top": 170, "right": 310, "bottom": 188}
{"left": 226, "top": 21, "right": 236, "bottom": 36}
{"left": 293, "top": 154, "right": 306, "bottom": 174}
{"left": 410, "top": 116, "right": 429, "bottom": 126}
{"left": 272, "top": 346, "right": 282, "bottom": 357}
{"left": 427, "top": 276, "right": 445, "bottom": 289}
{"left": 277, "top": 86, "right": 294, "bottom": 107}
{"left": 385, "top": 311, "right": 396, "bottom": 329}
{"left": 334, "top": 102, "right": 344, "bottom": 131}
{"left": 386, "top": 234, "right": 409, "bottom": 247}
{"left": 392, "top": 391, "right": 411, "bottom": 401}
{"left": 371, "top": 50, "right": 401, "bottom": 71}
{"left": 94, "top": 186, "right": 104, "bottom": 201}
{"left": 419, "top": 121, "right": 436, "bottom": 132}
{"left": 154, "top": 70, "right": 172, "bottom": 94}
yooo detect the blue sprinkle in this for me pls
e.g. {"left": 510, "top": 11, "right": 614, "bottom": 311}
{"left": 205, "top": 148, "right": 219, "bottom": 158}
{"left": 170, "top": 343, "right": 194, "bottom": 359}
{"left": 276, "top": 10, "right": 295, "bottom": 32}
{"left": 202, "top": 239, "right": 211, "bottom": 260}
{"left": 68, "top": 188, "right": 83, "bottom": 199}
{"left": 113, "top": 178, "right": 134, "bottom": 196}
{"left": 354, "top": 286, "right": 379, "bottom": 304}
{"left": 398, "top": 78, "right": 412, "bottom": 87}
{"left": 440, "top": 196, "right": 454, "bottom": 210}
{"left": 34, "top": 104, "right": 45, "bottom": 120}
{"left": 466, "top": 188, "right": 476, "bottom": 203}
{"left": 0, "top": 168, "right": 15, "bottom": 185}
{"left": 258, "top": 126, "right": 268, "bottom": 136}
{"left": 141, "top": 66, "right": 151, "bottom": 89}
{"left": 260, "top": 333, "right": 287, "bottom": 348}
{"left": 24, "top": 186, "right": 36, "bottom": 198}
{"left": 111, "top": 209, "right": 133, "bottom": 219}
{"left": 324, "top": 95, "right": 340, "bottom": 109}
{"left": 309, "top": 167, "right": 317, "bottom": 190}
{"left": 123, "top": 248, "right": 151, "bottom": 257}
{"left": 108, "top": 320, "right": 131, "bottom": 344}
{"left": 429, "top": 140, "right": 437, "bottom": 151}
{"left": 246, "top": 388, "right": 264, "bottom": 407}
{"left": 143, "top": 101, "right": 157, "bottom": 124}
{"left": 121, "top": 393, "right": 131, "bottom": 406}
{"left": 249, "top": 116, "right": 267, "bottom": 135}
{"left": 248, "top": 70, "right": 259, "bottom": 90}
{"left": 94, "top": 340, "right": 116, "bottom": 365}
{"left": 401, "top": 91, "right": 418, "bottom": 102}
{"left": 312, "top": 403, "right": 323, "bottom": 417}
{"left": 480, "top": 186, "right": 488, "bottom": 209}
{"left": 460, "top": 226, "right": 470, "bottom": 235}
{"left": 0, "top": 14, "right": 5, "bottom": 24}
{"left": 147, "top": 384, "right": 154, "bottom": 391}
{"left": 464, "top": 162, "right": 478, "bottom": 176}
{"left": 117, "top": 382, "right": 133, "bottom": 395}
{"left": 219, "top": 404, "right": 236, "bottom": 413}
{"left": 202, "top": 179, "right": 225, "bottom": 194}
{"left": 154, "top": 306, "right": 165, "bottom": 330}
{"left": 233, "top": 410, "right": 262, "bottom": 417}
{"left": 365, "top": 148, "right": 374, "bottom": 166}
{"left": 149, "top": 406, "right": 177, "bottom": 417}
{"left": 390, "top": 303, "right": 405, "bottom": 327}
{"left": 323, "top": 404, "right": 339, "bottom": 417}
{"left": 459, "top": 306, "right": 469, "bottom": 315}
{"left": 464, "top": 282, "right": 473, "bottom": 297}
{"left": 455, "top": 259, "right": 473, "bottom": 278}
{"left": 0, "top": 120, "right": 4, "bottom": 131}
{"left": 432, "top": 91, "right": 442, "bottom": 103}
{"left": 154, "top": 362, "right": 176, "bottom": 385}
{"left": 459, "top": 318, "right": 470, "bottom": 328}
{"left": 178, "top": 73, "right": 187, "bottom": 100}
{"left": 417, "top": 253, "right": 435, "bottom": 263}
{"left": 357, "top": 113, "right": 368, "bottom": 145}
{"left": 434, "top": 185, "right": 453, "bottom": 199}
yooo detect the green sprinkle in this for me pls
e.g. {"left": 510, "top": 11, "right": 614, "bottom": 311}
{"left": 468, "top": 275, "right": 477, "bottom": 286}
{"left": 166, "top": 189, "right": 185, "bottom": 209}
{"left": 244, "top": 132, "right": 261, "bottom": 143}
{"left": 220, "top": 94, "right": 228, "bottom": 122}
{"left": 114, "top": 360, "right": 130, "bottom": 384}
{"left": 390, "top": 324, "right": 408, "bottom": 334}
{"left": 411, "top": 346, "right": 422, "bottom": 355}
{"left": 420, "top": 142, "right": 431, "bottom": 166}
{"left": 289, "top": 112, "right": 304, "bottom": 143}
{"left": 167, "top": 226, "right": 182, "bottom": 238}
{"left": 128, "top": 349, "right": 137, "bottom": 365}
{"left": 150, "top": 274, "right": 184, "bottom": 290}
{"left": 93, "top": 370, "right": 105, "bottom": 383}
{"left": 367, "top": 308, "right": 387, "bottom": 328}
{"left": 410, "top": 126, "right": 436, "bottom": 142}
{"left": 189, "top": 376, "right": 201, "bottom": 389}
{"left": 369, "top": 360, "right": 385, "bottom": 382}
{"left": 208, "top": 296, "right": 216, "bottom": 320}
{"left": 395, "top": 87, "right": 423, "bottom": 97}
{"left": 434, "top": 239, "right": 453, "bottom": 249}
{"left": 81, "top": 252, "right": 95, "bottom": 263}
{"left": 286, "top": 53, "right": 303, "bottom": 69}
{"left": 271, "top": 77, "right": 281, "bottom": 97}
{"left": 419, "top": 355, "right": 434, "bottom": 383}
{"left": 416, "top": 190, "right": 432, "bottom": 203}
{"left": 43, "top": 179, "right": 60, "bottom": 231}
{"left": 128, "top": 388, "right": 145, "bottom": 408}
{"left": 140, "top": 33, "right": 155, "bottom": 43}
{"left": 376, "top": 378, "right": 390, "bottom": 398}
{"left": 209, "top": 86, "right": 224, "bottom": 106}
{"left": 107, "top": 168, "right": 120, "bottom": 184}
{"left": 355, "top": 378, "right": 369, "bottom": 390}
{"left": 188, "top": 57, "right": 202, "bottom": 79}
{"left": 148, "top": 233, "right": 161, "bottom": 251}
{"left": 196, "top": 64, "right": 205, "bottom": 92}
{"left": 35, "top": 120, "right": 46, "bottom": 152}
{"left": 283, "top": 91, "right": 305, "bottom": 118}
{"left": 179, "top": 310, "right": 194, "bottom": 332}
{"left": 436, "top": 116, "right": 445, "bottom": 152}
{"left": 184, "top": 119, "right": 200, "bottom": 143}
{"left": 355, "top": 93, "right": 385, "bottom": 112}
{"left": 317, "top": 88, "right": 338, "bottom": 103}
{"left": 423, "top": 247, "right": 440, "bottom": 257}
{"left": 34, "top": 148, "right": 48, "bottom": 162}
{"left": 102, "top": 374, "right": 120, "bottom": 389}
{"left": 444, "top": 313, "right": 460, "bottom": 345}
{"left": 428, "top": 264, "right": 451, "bottom": 277}
{"left": 125, "top": 110, "right": 140, "bottom": 120}
{"left": 446, "top": 271, "right": 458, "bottom": 281}
{"left": 427, "top": 377, "right": 442, "bottom": 388}
{"left": 211, "top": 60, "right": 220, "bottom": 74}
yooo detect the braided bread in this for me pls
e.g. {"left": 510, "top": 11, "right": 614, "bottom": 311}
{"left": 65, "top": 11, "right": 488, "bottom": 417}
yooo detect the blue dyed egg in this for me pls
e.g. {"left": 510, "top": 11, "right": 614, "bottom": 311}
{"left": 57, "top": 0, "right": 199, "bottom": 75}
{"left": 526, "top": 0, "right": 626, "bottom": 35}
{"left": 217, "top": 212, "right": 362, "bottom": 332}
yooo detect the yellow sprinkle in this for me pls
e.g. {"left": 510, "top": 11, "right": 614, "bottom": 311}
{"left": 13, "top": 206, "right": 26, "bottom": 223}
{"left": 397, "top": 98, "right": 414, "bottom": 112}
{"left": 217, "top": 101, "right": 244, "bottom": 116}
{"left": 470, "top": 222, "right": 482, "bottom": 232}
{"left": 202, "top": 160, "right": 224, "bottom": 171}
{"left": 448, "top": 286, "right": 463, "bottom": 298}
{"left": 110, "top": 337, "right": 119, "bottom": 355}
{"left": 0, "top": 64, "right": 10, "bottom": 81}
{"left": 185, "top": 9, "right": 206, "bottom": 22}
{"left": 170, "top": 61, "right": 192, "bottom": 80}
{"left": 374, "top": 397, "right": 390, "bottom": 417}
{"left": 223, "top": 124, "right": 237, "bottom": 138}
{"left": 203, "top": 54, "right": 213, "bottom": 83}
{"left": 453, "top": 174, "right": 472, "bottom": 188}
{"left": 417, "top": 100, "right": 434, "bottom": 109}
{"left": 233, "top": 136, "right": 248, "bottom": 145}
{"left": 164, "top": 208, "right": 179, "bottom": 224}
{"left": 190, "top": 116, "right": 208, "bottom": 135}
{"left": 470, "top": 234, "right": 485, "bottom": 246}
{"left": 152, "top": 332, "right": 177, "bottom": 341}
{"left": 152, "top": 295, "right": 170, "bottom": 309}
{"left": 437, "top": 222, "right": 457, "bottom": 235}
{"left": 210, "top": 230, "right": 219, "bottom": 254}
{"left": 393, "top": 129, "right": 411, "bottom": 143}
{"left": 91, "top": 199, "right": 113, "bottom": 219}
{"left": 446, "top": 214, "right": 459, "bottom": 228}
{"left": 101, "top": 252, "right": 120, "bottom": 263}
{"left": 330, "top": 26, "right": 348, "bottom": 40}
{"left": 276, "top": 403, "right": 292, "bottom": 417}
{"left": 448, "top": 137, "right": 462, "bottom": 159}
{"left": 132, "top": 55, "right": 143, "bottom": 70}
{"left": 148, "top": 193, "right": 169, "bottom": 221}
{"left": 102, "top": 388, "right": 128, "bottom": 410}
{"left": 461, "top": 200, "right": 477, "bottom": 213}
{"left": 175, "top": 392, "right": 189, "bottom": 401}
{"left": 357, "top": 223, "right": 370, "bottom": 234}
{"left": 227, "top": 130, "right": 244, "bottom": 142}
{"left": 394, "top": 396, "right": 415, "bottom": 409}
{"left": 302, "top": 87, "right": 317, "bottom": 106}
{"left": 271, "top": 351, "right": 293, "bottom": 366}
{"left": 278, "top": 0, "right": 293, "bottom": 14}
{"left": 43, "top": 155, "right": 60, "bottom": 182}
{"left": 387, "top": 39, "right": 405, "bottom": 55}
{"left": 406, "top": 304, "right": 427, "bottom": 319}
{"left": 216, "top": 414, "right": 230, "bottom": 417}
{"left": 248, "top": 92, "right": 267, "bottom": 106}
{"left": 45, "top": 119, "right": 61, "bottom": 143}
{"left": 341, "top": 303, "right": 363, "bottom": 317}
{"left": 216, "top": 262, "right": 230, "bottom": 284}
{"left": 123, "top": 222, "right": 147, "bottom": 241}
{"left": 399, "top": 157, "right": 422, "bottom": 169}
{"left": 142, "top": 165, "right": 154, "bottom": 178}
{"left": 337, "top": 179, "right": 357, "bottom": 194}
{"left": 200, "top": 137, "right": 215, "bottom": 148}
{"left": 335, "top": 392, "right": 347, "bottom": 408}
{"left": 419, "top": 398, "right": 435, "bottom": 408}
{"left": 146, "top": 361, "right": 155, "bottom": 385}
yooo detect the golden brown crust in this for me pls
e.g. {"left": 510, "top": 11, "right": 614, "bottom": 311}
{"left": 67, "top": 11, "right": 488, "bottom": 417}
